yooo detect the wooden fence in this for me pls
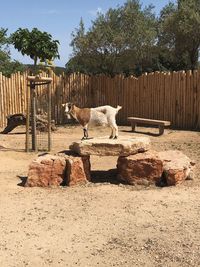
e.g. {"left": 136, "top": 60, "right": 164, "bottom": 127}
{"left": 0, "top": 70, "right": 200, "bottom": 129}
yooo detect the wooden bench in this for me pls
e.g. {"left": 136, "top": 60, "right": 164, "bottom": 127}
{"left": 127, "top": 117, "right": 171, "bottom": 135}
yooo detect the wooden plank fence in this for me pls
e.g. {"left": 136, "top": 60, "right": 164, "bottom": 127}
{"left": 0, "top": 70, "right": 200, "bottom": 129}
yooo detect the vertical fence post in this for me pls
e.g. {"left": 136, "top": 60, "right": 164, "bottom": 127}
{"left": 48, "top": 75, "right": 52, "bottom": 151}
{"left": 30, "top": 81, "right": 37, "bottom": 151}
{"left": 26, "top": 82, "right": 30, "bottom": 152}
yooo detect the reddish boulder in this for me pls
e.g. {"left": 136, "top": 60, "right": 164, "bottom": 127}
{"left": 66, "top": 155, "right": 91, "bottom": 186}
{"left": 117, "top": 151, "right": 163, "bottom": 185}
{"left": 158, "top": 150, "right": 195, "bottom": 186}
{"left": 25, "top": 153, "right": 91, "bottom": 187}
{"left": 26, "top": 154, "right": 66, "bottom": 187}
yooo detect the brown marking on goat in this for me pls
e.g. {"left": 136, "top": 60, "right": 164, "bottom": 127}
{"left": 70, "top": 105, "right": 91, "bottom": 126}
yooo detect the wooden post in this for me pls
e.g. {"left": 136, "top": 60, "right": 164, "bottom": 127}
{"left": 30, "top": 81, "right": 37, "bottom": 151}
{"left": 0, "top": 72, "right": 3, "bottom": 128}
{"left": 131, "top": 122, "right": 136, "bottom": 132}
{"left": 48, "top": 73, "right": 52, "bottom": 151}
{"left": 26, "top": 83, "right": 30, "bottom": 152}
{"left": 27, "top": 75, "right": 52, "bottom": 152}
{"left": 159, "top": 125, "right": 164, "bottom": 135}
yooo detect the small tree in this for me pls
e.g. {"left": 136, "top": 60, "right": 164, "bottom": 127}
{"left": 11, "top": 27, "right": 60, "bottom": 72}
{"left": 11, "top": 28, "right": 60, "bottom": 151}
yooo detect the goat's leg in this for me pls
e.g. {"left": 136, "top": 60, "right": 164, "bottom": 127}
{"left": 82, "top": 125, "right": 89, "bottom": 140}
{"left": 81, "top": 128, "right": 87, "bottom": 140}
{"left": 85, "top": 128, "right": 89, "bottom": 139}
{"left": 109, "top": 121, "right": 119, "bottom": 139}
{"left": 113, "top": 125, "right": 118, "bottom": 139}
{"left": 109, "top": 127, "right": 114, "bottom": 139}
{"left": 108, "top": 119, "right": 118, "bottom": 139}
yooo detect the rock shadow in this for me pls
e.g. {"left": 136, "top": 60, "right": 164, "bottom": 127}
{"left": 58, "top": 150, "right": 80, "bottom": 156}
{"left": 155, "top": 173, "right": 168, "bottom": 187}
{"left": 91, "top": 168, "right": 127, "bottom": 185}
{"left": 17, "top": 175, "right": 28, "bottom": 187}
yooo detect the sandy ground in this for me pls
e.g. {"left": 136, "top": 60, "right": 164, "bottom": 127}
{"left": 0, "top": 125, "right": 200, "bottom": 267}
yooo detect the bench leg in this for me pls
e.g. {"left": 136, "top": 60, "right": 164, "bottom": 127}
{"left": 159, "top": 125, "right": 164, "bottom": 135}
{"left": 131, "top": 123, "right": 136, "bottom": 132}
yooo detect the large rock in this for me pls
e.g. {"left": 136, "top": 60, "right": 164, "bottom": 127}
{"left": 65, "top": 154, "right": 91, "bottom": 186}
{"left": 158, "top": 150, "right": 195, "bottom": 186}
{"left": 26, "top": 154, "right": 66, "bottom": 187}
{"left": 117, "top": 151, "right": 163, "bottom": 185}
{"left": 70, "top": 136, "right": 151, "bottom": 156}
{"left": 25, "top": 153, "right": 91, "bottom": 187}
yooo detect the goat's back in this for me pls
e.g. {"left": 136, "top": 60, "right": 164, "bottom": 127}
{"left": 93, "top": 105, "right": 121, "bottom": 115}
{"left": 90, "top": 109, "right": 108, "bottom": 126}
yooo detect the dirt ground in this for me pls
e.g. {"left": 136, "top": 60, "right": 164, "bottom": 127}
{"left": 0, "top": 125, "right": 200, "bottom": 267}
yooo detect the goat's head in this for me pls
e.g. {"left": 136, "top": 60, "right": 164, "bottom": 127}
{"left": 62, "top": 102, "right": 75, "bottom": 115}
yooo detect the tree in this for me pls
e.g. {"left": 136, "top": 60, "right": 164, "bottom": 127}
{"left": 0, "top": 28, "right": 8, "bottom": 47}
{"left": 11, "top": 28, "right": 60, "bottom": 72}
{"left": 0, "top": 28, "right": 25, "bottom": 76}
{"left": 67, "top": 0, "right": 200, "bottom": 75}
{"left": 11, "top": 28, "right": 60, "bottom": 151}
{"left": 66, "top": 0, "right": 157, "bottom": 76}
{"left": 158, "top": 0, "right": 200, "bottom": 70}
{"left": 66, "top": 18, "right": 90, "bottom": 73}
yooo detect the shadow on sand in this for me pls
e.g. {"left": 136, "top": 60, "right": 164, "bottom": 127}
{"left": 91, "top": 169, "right": 127, "bottom": 185}
{"left": 120, "top": 129, "right": 161, "bottom": 137}
{"left": 17, "top": 176, "right": 28, "bottom": 187}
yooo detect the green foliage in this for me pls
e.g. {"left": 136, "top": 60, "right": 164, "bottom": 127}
{"left": 66, "top": 0, "right": 158, "bottom": 75}
{"left": 67, "top": 0, "right": 200, "bottom": 75}
{"left": 158, "top": 0, "right": 200, "bottom": 70}
{"left": 2, "top": 0, "right": 200, "bottom": 76}
{"left": 11, "top": 28, "right": 60, "bottom": 69}
{"left": 0, "top": 28, "right": 25, "bottom": 77}
{"left": 0, "top": 52, "right": 25, "bottom": 77}
{"left": 0, "top": 28, "right": 8, "bottom": 47}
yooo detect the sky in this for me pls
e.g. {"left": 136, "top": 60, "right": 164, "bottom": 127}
{"left": 0, "top": 0, "right": 173, "bottom": 67}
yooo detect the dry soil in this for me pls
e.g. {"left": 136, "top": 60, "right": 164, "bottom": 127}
{"left": 0, "top": 125, "right": 200, "bottom": 267}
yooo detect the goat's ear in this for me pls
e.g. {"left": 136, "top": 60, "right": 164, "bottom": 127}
{"left": 69, "top": 103, "right": 75, "bottom": 108}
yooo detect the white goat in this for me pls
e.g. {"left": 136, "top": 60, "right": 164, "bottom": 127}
{"left": 62, "top": 103, "right": 122, "bottom": 140}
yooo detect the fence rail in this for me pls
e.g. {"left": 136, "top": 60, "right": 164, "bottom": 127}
{"left": 0, "top": 70, "right": 200, "bottom": 129}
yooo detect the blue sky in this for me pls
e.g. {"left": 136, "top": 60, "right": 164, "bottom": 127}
{"left": 1, "top": 0, "right": 173, "bottom": 67}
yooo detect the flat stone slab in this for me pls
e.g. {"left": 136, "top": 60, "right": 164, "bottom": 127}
{"left": 69, "top": 136, "right": 151, "bottom": 156}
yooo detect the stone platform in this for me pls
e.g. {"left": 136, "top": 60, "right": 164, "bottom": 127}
{"left": 25, "top": 137, "right": 195, "bottom": 188}
{"left": 69, "top": 136, "right": 151, "bottom": 156}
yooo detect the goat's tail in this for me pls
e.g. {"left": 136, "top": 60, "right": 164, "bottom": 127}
{"left": 116, "top": 105, "right": 122, "bottom": 113}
